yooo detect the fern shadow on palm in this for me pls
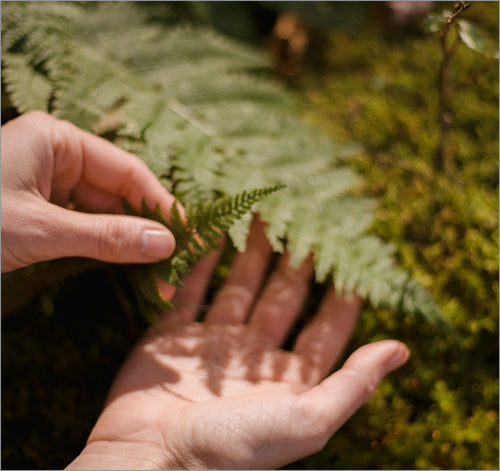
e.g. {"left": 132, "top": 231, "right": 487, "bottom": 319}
{"left": 73, "top": 218, "right": 408, "bottom": 469}
{"left": 107, "top": 218, "right": 328, "bottom": 399}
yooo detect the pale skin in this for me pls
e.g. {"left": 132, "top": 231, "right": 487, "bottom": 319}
{"left": 69, "top": 219, "right": 409, "bottom": 470}
{"left": 2, "top": 111, "right": 409, "bottom": 470}
{"left": 2, "top": 111, "right": 177, "bottom": 291}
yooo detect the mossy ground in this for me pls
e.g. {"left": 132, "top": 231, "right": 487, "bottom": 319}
{"left": 2, "top": 2, "right": 498, "bottom": 469}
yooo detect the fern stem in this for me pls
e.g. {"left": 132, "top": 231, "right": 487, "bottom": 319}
{"left": 168, "top": 98, "right": 216, "bottom": 136}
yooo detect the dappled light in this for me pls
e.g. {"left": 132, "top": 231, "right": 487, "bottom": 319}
{"left": 2, "top": 2, "right": 497, "bottom": 469}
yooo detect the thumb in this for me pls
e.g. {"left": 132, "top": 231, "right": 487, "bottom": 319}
{"left": 281, "top": 340, "right": 410, "bottom": 465}
{"left": 35, "top": 204, "right": 176, "bottom": 265}
{"left": 306, "top": 340, "right": 410, "bottom": 428}
{"left": 184, "top": 340, "right": 409, "bottom": 470}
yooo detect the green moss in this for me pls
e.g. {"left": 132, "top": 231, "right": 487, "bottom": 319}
{"left": 2, "top": 2, "right": 497, "bottom": 469}
{"left": 287, "top": 2, "right": 498, "bottom": 469}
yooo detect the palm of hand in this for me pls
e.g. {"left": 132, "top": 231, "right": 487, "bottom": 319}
{"left": 134, "top": 321, "right": 314, "bottom": 400}
{"left": 95, "top": 320, "right": 324, "bottom": 468}
{"left": 83, "top": 220, "right": 407, "bottom": 470}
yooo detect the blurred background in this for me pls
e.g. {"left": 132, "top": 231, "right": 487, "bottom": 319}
{"left": 2, "top": 2, "right": 498, "bottom": 469}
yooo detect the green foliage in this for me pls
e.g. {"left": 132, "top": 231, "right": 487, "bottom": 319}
{"left": 288, "top": 2, "right": 498, "bottom": 469}
{"left": 2, "top": 2, "right": 499, "bottom": 469}
{"left": 424, "top": 4, "right": 498, "bottom": 58}
{"left": 124, "top": 186, "right": 284, "bottom": 317}
{"left": 1, "top": 2, "right": 497, "bottom": 470}
{"left": 1, "top": 1, "right": 445, "bottom": 324}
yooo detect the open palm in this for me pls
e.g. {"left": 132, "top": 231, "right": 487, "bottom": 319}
{"left": 69, "top": 220, "right": 409, "bottom": 470}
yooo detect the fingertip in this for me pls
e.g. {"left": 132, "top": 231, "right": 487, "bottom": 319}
{"left": 384, "top": 341, "right": 410, "bottom": 373}
{"left": 156, "top": 277, "right": 177, "bottom": 302}
{"left": 141, "top": 228, "right": 176, "bottom": 260}
{"left": 342, "top": 340, "right": 410, "bottom": 380}
{"left": 296, "top": 340, "right": 410, "bottom": 442}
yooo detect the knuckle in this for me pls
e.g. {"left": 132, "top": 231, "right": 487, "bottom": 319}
{"left": 223, "top": 285, "right": 253, "bottom": 306}
{"left": 15, "top": 111, "right": 53, "bottom": 140}
{"left": 115, "top": 165, "right": 137, "bottom": 196}
{"left": 47, "top": 115, "right": 83, "bottom": 162}
{"left": 210, "top": 284, "right": 253, "bottom": 322}
{"left": 23, "top": 110, "right": 50, "bottom": 122}
{"left": 344, "top": 367, "right": 378, "bottom": 402}
{"left": 97, "top": 219, "right": 131, "bottom": 259}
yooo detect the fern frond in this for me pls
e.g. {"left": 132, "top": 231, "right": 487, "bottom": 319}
{"left": 131, "top": 264, "right": 174, "bottom": 323}
{"left": 2, "top": 53, "right": 53, "bottom": 113}
{"left": 1, "top": 1, "right": 447, "bottom": 326}
{"left": 125, "top": 186, "right": 284, "bottom": 315}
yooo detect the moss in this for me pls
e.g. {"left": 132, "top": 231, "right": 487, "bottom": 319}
{"left": 286, "top": 2, "right": 498, "bottom": 469}
{"left": 2, "top": 2, "right": 498, "bottom": 469}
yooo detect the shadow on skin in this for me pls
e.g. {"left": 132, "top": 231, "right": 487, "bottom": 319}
{"left": 110, "top": 313, "right": 317, "bottom": 403}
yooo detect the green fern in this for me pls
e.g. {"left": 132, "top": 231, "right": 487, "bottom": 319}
{"left": 1, "top": 1, "right": 447, "bottom": 326}
{"left": 124, "top": 186, "right": 284, "bottom": 316}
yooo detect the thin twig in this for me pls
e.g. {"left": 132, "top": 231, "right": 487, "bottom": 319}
{"left": 434, "top": 1, "right": 471, "bottom": 171}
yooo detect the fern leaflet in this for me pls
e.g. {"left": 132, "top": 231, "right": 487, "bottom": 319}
{"left": 124, "top": 186, "right": 284, "bottom": 316}
{"left": 1, "top": 1, "right": 447, "bottom": 326}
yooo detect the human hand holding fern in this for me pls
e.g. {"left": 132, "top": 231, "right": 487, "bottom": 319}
{"left": 1, "top": 111, "right": 179, "bottom": 273}
{"left": 125, "top": 185, "right": 285, "bottom": 317}
{"left": 68, "top": 219, "right": 409, "bottom": 470}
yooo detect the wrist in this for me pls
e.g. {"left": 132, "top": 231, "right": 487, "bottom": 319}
{"left": 66, "top": 440, "right": 167, "bottom": 470}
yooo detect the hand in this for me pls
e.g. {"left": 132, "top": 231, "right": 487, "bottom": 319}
{"left": 68, "top": 219, "right": 410, "bottom": 470}
{"left": 1, "top": 111, "right": 179, "bottom": 274}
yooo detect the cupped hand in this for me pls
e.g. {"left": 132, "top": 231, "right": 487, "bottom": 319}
{"left": 1, "top": 111, "right": 179, "bottom": 274}
{"left": 68, "top": 219, "right": 409, "bottom": 470}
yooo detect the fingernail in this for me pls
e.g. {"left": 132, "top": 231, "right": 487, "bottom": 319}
{"left": 385, "top": 344, "right": 410, "bottom": 372}
{"left": 141, "top": 229, "right": 175, "bottom": 259}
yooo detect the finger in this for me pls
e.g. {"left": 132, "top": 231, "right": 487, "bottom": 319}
{"left": 65, "top": 180, "right": 125, "bottom": 214}
{"left": 293, "top": 341, "right": 410, "bottom": 455}
{"left": 247, "top": 252, "right": 314, "bottom": 345}
{"left": 50, "top": 116, "right": 183, "bottom": 220}
{"left": 155, "top": 276, "right": 177, "bottom": 304}
{"left": 30, "top": 202, "right": 176, "bottom": 265}
{"left": 293, "top": 286, "right": 362, "bottom": 382}
{"left": 204, "top": 217, "right": 273, "bottom": 324}
{"left": 161, "top": 246, "right": 224, "bottom": 325}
